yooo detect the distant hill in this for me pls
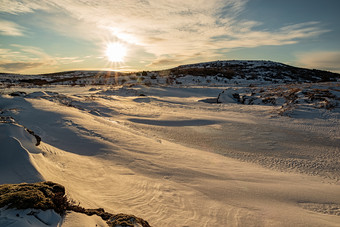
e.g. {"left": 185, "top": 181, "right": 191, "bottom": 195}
{"left": 171, "top": 60, "right": 339, "bottom": 83}
{"left": 0, "top": 60, "right": 339, "bottom": 87}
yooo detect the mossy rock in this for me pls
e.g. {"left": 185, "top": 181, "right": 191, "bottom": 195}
{"left": 0, "top": 181, "right": 66, "bottom": 214}
{"left": 107, "top": 213, "right": 150, "bottom": 227}
{"left": 0, "top": 181, "right": 151, "bottom": 226}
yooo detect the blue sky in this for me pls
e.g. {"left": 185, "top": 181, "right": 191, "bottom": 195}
{"left": 0, "top": 0, "right": 339, "bottom": 74}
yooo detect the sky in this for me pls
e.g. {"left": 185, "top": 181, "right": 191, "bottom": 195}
{"left": 0, "top": 0, "right": 339, "bottom": 74}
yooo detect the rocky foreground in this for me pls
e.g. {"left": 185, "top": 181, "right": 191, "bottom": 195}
{"left": 0, "top": 181, "right": 151, "bottom": 227}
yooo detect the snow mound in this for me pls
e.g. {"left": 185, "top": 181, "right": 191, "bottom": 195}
{"left": 0, "top": 124, "right": 43, "bottom": 184}
{"left": 217, "top": 88, "right": 244, "bottom": 103}
{"left": 97, "top": 86, "right": 138, "bottom": 96}
{"left": 25, "top": 91, "right": 56, "bottom": 98}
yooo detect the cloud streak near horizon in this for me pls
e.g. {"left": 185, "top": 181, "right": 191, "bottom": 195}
{"left": 0, "top": 0, "right": 339, "bottom": 73}
{"left": 0, "top": 20, "right": 25, "bottom": 36}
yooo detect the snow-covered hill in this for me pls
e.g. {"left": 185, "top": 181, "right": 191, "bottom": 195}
{"left": 173, "top": 60, "right": 339, "bottom": 83}
{"left": 1, "top": 60, "right": 339, "bottom": 87}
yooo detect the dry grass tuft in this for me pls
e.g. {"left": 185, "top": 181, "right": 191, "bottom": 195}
{"left": 0, "top": 181, "right": 67, "bottom": 215}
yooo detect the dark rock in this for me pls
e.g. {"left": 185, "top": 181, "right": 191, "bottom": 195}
{"left": 9, "top": 91, "right": 26, "bottom": 97}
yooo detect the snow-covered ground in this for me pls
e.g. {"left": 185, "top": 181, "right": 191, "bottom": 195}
{"left": 0, "top": 207, "right": 107, "bottom": 227}
{"left": 0, "top": 207, "right": 62, "bottom": 227}
{"left": 1, "top": 84, "right": 340, "bottom": 226}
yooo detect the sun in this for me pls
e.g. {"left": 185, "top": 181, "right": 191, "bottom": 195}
{"left": 106, "top": 42, "right": 127, "bottom": 62}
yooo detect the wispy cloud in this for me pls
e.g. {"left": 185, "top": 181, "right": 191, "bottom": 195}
{"left": 0, "top": 0, "right": 47, "bottom": 14}
{"left": 10, "top": 44, "right": 56, "bottom": 64}
{"left": 0, "top": 45, "right": 51, "bottom": 73}
{"left": 0, "top": 44, "right": 89, "bottom": 73}
{"left": 55, "top": 57, "right": 85, "bottom": 64}
{"left": 296, "top": 51, "right": 340, "bottom": 73}
{"left": 0, "top": 20, "right": 25, "bottom": 36}
{"left": 147, "top": 58, "right": 187, "bottom": 68}
{"left": 0, "top": 62, "right": 44, "bottom": 71}
{"left": 0, "top": 0, "right": 331, "bottom": 69}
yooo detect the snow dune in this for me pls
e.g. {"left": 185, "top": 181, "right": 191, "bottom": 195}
{"left": 0, "top": 85, "right": 340, "bottom": 226}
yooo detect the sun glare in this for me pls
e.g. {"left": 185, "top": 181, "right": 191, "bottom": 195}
{"left": 106, "top": 42, "right": 127, "bottom": 62}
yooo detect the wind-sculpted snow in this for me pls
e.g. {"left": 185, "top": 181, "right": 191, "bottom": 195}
{"left": 0, "top": 123, "right": 43, "bottom": 184}
{"left": 1, "top": 83, "right": 340, "bottom": 226}
{"left": 1, "top": 60, "right": 339, "bottom": 226}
